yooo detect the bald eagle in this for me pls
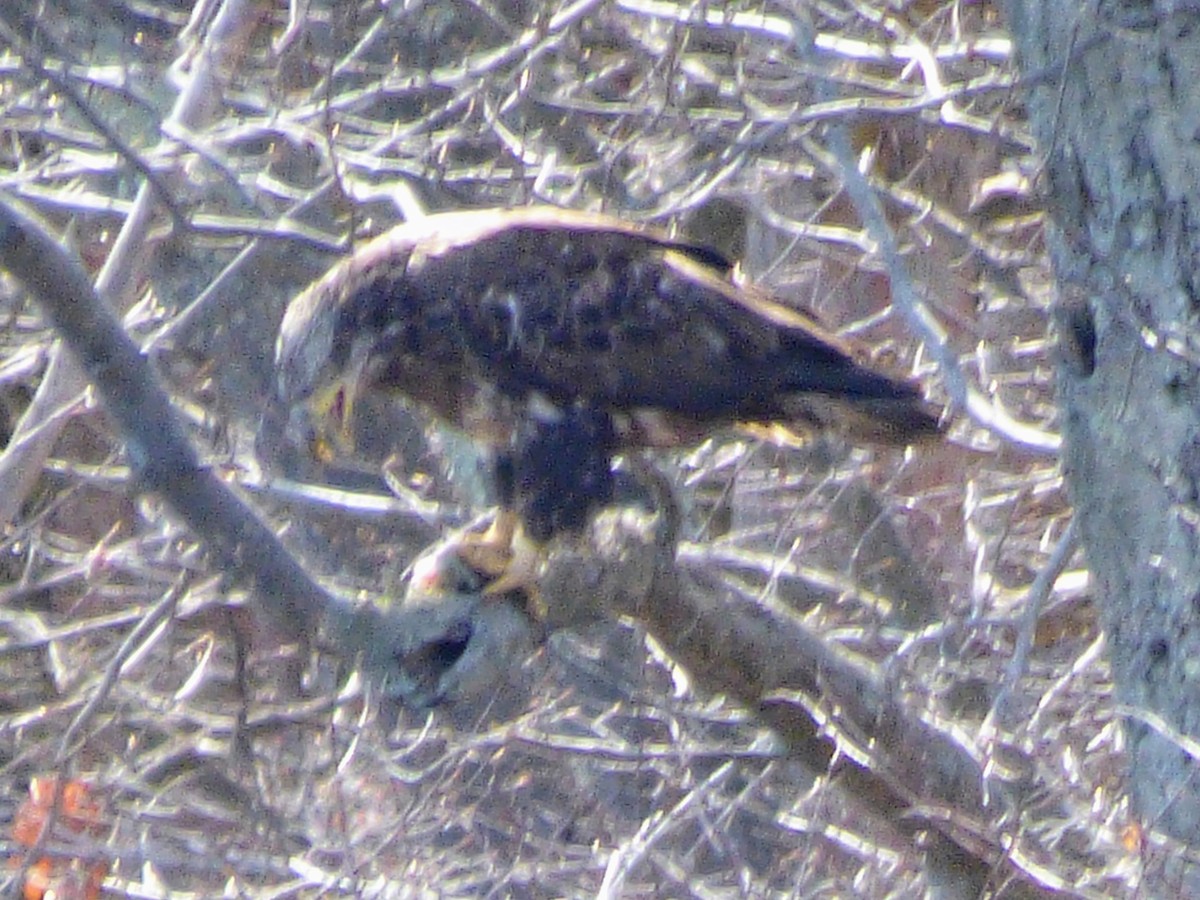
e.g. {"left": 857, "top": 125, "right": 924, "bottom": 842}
{"left": 275, "top": 207, "right": 939, "bottom": 603}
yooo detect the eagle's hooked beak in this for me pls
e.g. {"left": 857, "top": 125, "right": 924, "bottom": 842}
{"left": 310, "top": 375, "right": 358, "bottom": 462}
{"left": 286, "top": 363, "right": 365, "bottom": 464}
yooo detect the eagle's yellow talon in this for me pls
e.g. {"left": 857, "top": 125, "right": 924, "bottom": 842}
{"left": 455, "top": 509, "right": 518, "bottom": 577}
{"left": 455, "top": 511, "right": 548, "bottom": 621}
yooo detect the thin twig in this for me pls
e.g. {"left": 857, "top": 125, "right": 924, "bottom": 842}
{"left": 986, "top": 516, "right": 1080, "bottom": 731}
{"left": 821, "top": 94, "right": 1061, "bottom": 455}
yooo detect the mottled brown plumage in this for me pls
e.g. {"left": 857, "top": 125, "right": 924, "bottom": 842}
{"left": 277, "top": 206, "right": 938, "bottom": 456}
{"left": 275, "top": 207, "right": 939, "bottom": 595}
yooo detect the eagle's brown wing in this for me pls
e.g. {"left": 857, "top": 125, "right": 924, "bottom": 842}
{"left": 276, "top": 207, "right": 938, "bottom": 451}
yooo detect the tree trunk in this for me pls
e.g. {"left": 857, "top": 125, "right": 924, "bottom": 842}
{"left": 1005, "top": 1, "right": 1200, "bottom": 884}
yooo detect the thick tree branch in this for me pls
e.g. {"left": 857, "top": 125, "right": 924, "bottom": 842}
{"left": 0, "top": 0, "right": 260, "bottom": 530}
{"left": 363, "top": 333, "right": 1068, "bottom": 898}
{"left": 390, "top": 493, "right": 1070, "bottom": 897}
{"left": 0, "top": 197, "right": 459, "bottom": 700}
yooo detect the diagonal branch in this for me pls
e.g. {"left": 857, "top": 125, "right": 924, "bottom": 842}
{"left": 526, "top": 498, "right": 1072, "bottom": 898}
{"left": 0, "top": 0, "right": 260, "bottom": 530}
{"left": 0, "top": 196, "right": 455, "bottom": 700}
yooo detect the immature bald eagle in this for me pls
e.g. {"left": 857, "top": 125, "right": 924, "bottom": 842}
{"left": 275, "top": 207, "right": 939, "bottom": 600}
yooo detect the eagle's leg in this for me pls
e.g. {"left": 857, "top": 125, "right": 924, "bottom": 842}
{"left": 456, "top": 407, "right": 616, "bottom": 617}
{"left": 454, "top": 505, "right": 519, "bottom": 578}
{"left": 452, "top": 449, "right": 523, "bottom": 598}
{"left": 475, "top": 522, "right": 548, "bottom": 620}
{"left": 513, "top": 406, "right": 616, "bottom": 543}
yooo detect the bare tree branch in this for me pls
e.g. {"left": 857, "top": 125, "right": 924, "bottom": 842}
{"left": 506, "top": 486, "right": 1072, "bottom": 897}
{"left": 0, "top": 0, "right": 261, "bottom": 530}
{"left": 0, "top": 196, "right": 469, "bottom": 701}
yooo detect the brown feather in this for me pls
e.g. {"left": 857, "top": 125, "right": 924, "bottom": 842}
{"left": 276, "top": 207, "right": 940, "bottom": 453}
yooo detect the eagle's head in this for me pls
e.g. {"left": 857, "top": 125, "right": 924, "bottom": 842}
{"left": 275, "top": 278, "right": 366, "bottom": 463}
{"left": 274, "top": 216, "right": 502, "bottom": 463}
{"left": 274, "top": 225, "right": 425, "bottom": 463}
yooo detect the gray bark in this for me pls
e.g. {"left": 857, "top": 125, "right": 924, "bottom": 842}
{"left": 1005, "top": 0, "right": 1200, "bottom": 881}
